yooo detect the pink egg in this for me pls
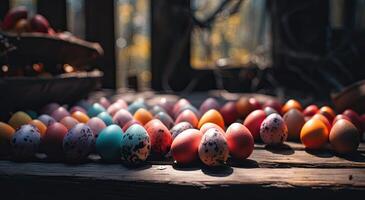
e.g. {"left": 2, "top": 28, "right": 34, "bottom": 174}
{"left": 107, "top": 103, "right": 125, "bottom": 117}
{"left": 114, "top": 99, "right": 128, "bottom": 109}
{"left": 173, "top": 99, "right": 190, "bottom": 115}
{"left": 60, "top": 116, "right": 78, "bottom": 130}
{"left": 86, "top": 117, "right": 107, "bottom": 138}
{"left": 70, "top": 106, "right": 87, "bottom": 114}
{"left": 157, "top": 98, "right": 175, "bottom": 116}
{"left": 175, "top": 109, "right": 199, "bottom": 128}
{"left": 113, "top": 109, "right": 133, "bottom": 127}
{"left": 51, "top": 107, "right": 70, "bottom": 121}
{"left": 99, "top": 97, "right": 111, "bottom": 109}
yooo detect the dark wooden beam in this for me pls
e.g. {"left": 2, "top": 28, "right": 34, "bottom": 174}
{"left": 0, "top": 0, "right": 10, "bottom": 20}
{"left": 85, "top": 0, "right": 116, "bottom": 89}
{"left": 37, "top": 0, "right": 67, "bottom": 31}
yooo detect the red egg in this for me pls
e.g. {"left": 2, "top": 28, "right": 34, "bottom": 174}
{"left": 262, "top": 99, "right": 282, "bottom": 114}
{"left": 173, "top": 99, "right": 190, "bottom": 115}
{"left": 225, "top": 123, "right": 254, "bottom": 160}
{"left": 342, "top": 109, "right": 361, "bottom": 131}
{"left": 243, "top": 110, "right": 266, "bottom": 140}
{"left": 199, "top": 122, "right": 225, "bottom": 135}
{"left": 122, "top": 119, "right": 142, "bottom": 132}
{"left": 86, "top": 117, "right": 107, "bottom": 138}
{"left": 113, "top": 109, "right": 133, "bottom": 127}
{"left": 318, "top": 106, "right": 336, "bottom": 122}
{"left": 30, "top": 14, "right": 50, "bottom": 33}
{"left": 199, "top": 98, "right": 220, "bottom": 115}
{"left": 171, "top": 129, "right": 203, "bottom": 164}
{"left": 220, "top": 101, "right": 239, "bottom": 125}
{"left": 332, "top": 114, "right": 351, "bottom": 125}
{"left": 51, "top": 107, "right": 70, "bottom": 122}
{"left": 43, "top": 122, "right": 68, "bottom": 157}
{"left": 157, "top": 97, "right": 175, "bottom": 117}
{"left": 249, "top": 98, "right": 261, "bottom": 110}
{"left": 145, "top": 119, "right": 172, "bottom": 155}
{"left": 60, "top": 116, "right": 78, "bottom": 130}
{"left": 144, "top": 119, "right": 163, "bottom": 130}
{"left": 175, "top": 109, "right": 199, "bottom": 128}
{"left": 303, "top": 105, "right": 319, "bottom": 117}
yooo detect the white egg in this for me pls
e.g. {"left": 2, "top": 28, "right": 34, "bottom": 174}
{"left": 198, "top": 128, "right": 229, "bottom": 166}
{"left": 63, "top": 123, "right": 95, "bottom": 161}
{"left": 260, "top": 113, "right": 288, "bottom": 145}
{"left": 11, "top": 124, "right": 41, "bottom": 158}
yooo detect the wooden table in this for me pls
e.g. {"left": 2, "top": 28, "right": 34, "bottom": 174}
{"left": 0, "top": 141, "right": 364, "bottom": 200}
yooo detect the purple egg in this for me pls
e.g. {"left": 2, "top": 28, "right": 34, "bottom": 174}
{"left": 113, "top": 109, "right": 133, "bottom": 128}
{"left": 41, "top": 103, "right": 60, "bottom": 115}
{"left": 199, "top": 98, "right": 220, "bottom": 115}
{"left": 63, "top": 123, "right": 95, "bottom": 161}
{"left": 154, "top": 112, "right": 174, "bottom": 129}
{"left": 86, "top": 117, "right": 107, "bottom": 138}
{"left": 51, "top": 107, "right": 70, "bottom": 122}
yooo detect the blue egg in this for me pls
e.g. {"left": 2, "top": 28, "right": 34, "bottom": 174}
{"left": 121, "top": 124, "right": 150, "bottom": 164}
{"left": 38, "top": 114, "right": 56, "bottom": 126}
{"left": 87, "top": 103, "right": 106, "bottom": 117}
{"left": 128, "top": 101, "right": 147, "bottom": 115}
{"left": 26, "top": 110, "right": 38, "bottom": 119}
{"left": 76, "top": 99, "right": 92, "bottom": 110}
{"left": 11, "top": 124, "right": 41, "bottom": 159}
{"left": 96, "top": 125, "right": 123, "bottom": 161}
{"left": 97, "top": 112, "right": 113, "bottom": 126}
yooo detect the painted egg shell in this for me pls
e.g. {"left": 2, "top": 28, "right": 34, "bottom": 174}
{"left": 70, "top": 106, "right": 87, "bottom": 114}
{"left": 26, "top": 110, "right": 38, "bottom": 119}
{"left": 236, "top": 97, "right": 261, "bottom": 119}
{"left": 96, "top": 124, "right": 123, "bottom": 161}
{"left": 63, "top": 123, "right": 95, "bottom": 161}
{"left": 0, "top": 122, "right": 15, "bottom": 154}
{"left": 200, "top": 122, "right": 225, "bottom": 135}
{"left": 99, "top": 97, "right": 111, "bottom": 109}
{"left": 360, "top": 114, "right": 365, "bottom": 140}
{"left": 41, "top": 103, "right": 60, "bottom": 115}
{"left": 122, "top": 120, "right": 142, "bottom": 132}
{"left": 150, "top": 105, "right": 167, "bottom": 116}
{"left": 51, "top": 107, "right": 70, "bottom": 122}
{"left": 303, "top": 105, "right": 319, "bottom": 117}
{"left": 260, "top": 113, "right": 288, "bottom": 145}
{"left": 262, "top": 99, "right": 282, "bottom": 114}
{"left": 248, "top": 97, "right": 261, "bottom": 110}
{"left": 199, "top": 98, "right": 220, "bottom": 115}
{"left": 87, "top": 103, "right": 106, "bottom": 118}
{"left": 243, "top": 110, "right": 266, "bottom": 140}
{"left": 319, "top": 106, "right": 336, "bottom": 122}
{"left": 225, "top": 123, "right": 254, "bottom": 160}
{"left": 170, "top": 122, "right": 194, "bottom": 140}
{"left": 282, "top": 99, "right": 302, "bottom": 114}
{"left": 113, "top": 109, "right": 133, "bottom": 128}
{"left": 145, "top": 120, "right": 172, "bottom": 155}
{"left": 29, "top": 119, "right": 47, "bottom": 138}
{"left": 38, "top": 114, "right": 56, "bottom": 126}
{"left": 86, "top": 117, "right": 107, "bottom": 138}
{"left": 174, "top": 104, "right": 200, "bottom": 119}
{"left": 342, "top": 109, "right": 361, "bottom": 131}
{"left": 312, "top": 114, "right": 332, "bottom": 132}
{"left": 11, "top": 124, "right": 41, "bottom": 159}
{"left": 220, "top": 101, "right": 238, "bottom": 125}
{"left": 134, "top": 108, "right": 153, "bottom": 125}
{"left": 264, "top": 107, "right": 278, "bottom": 116}
{"left": 60, "top": 116, "right": 78, "bottom": 130}
{"left": 330, "top": 119, "right": 360, "bottom": 154}
{"left": 333, "top": 114, "right": 351, "bottom": 125}
{"left": 154, "top": 112, "right": 174, "bottom": 129}
{"left": 43, "top": 122, "right": 68, "bottom": 157}
{"left": 157, "top": 97, "right": 175, "bottom": 116}
{"left": 175, "top": 109, "right": 199, "bottom": 128}
{"left": 97, "top": 112, "right": 113, "bottom": 126}
{"left": 121, "top": 124, "right": 150, "bottom": 164}
{"left": 114, "top": 99, "right": 128, "bottom": 109}
{"left": 8, "top": 111, "right": 32, "bottom": 129}
{"left": 198, "top": 109, "right": 224, "bottom": 129}
{"left": 198, "top": 128, "right": 229, "bottom": 166}
{"left": 128, "top": 101, "right": 147, "bottom": 115}
{"left": 283, "top": 109, "right": 305, "bottom": 141}
{"left": 171, "top": 129, "right": 203, "bottom": 164}
{"left": 107, "top": 103, "right": 124, "bottom": 117}
{"left": 75, "top": 99, "right": 92, "bottom": 110}
{"left": 173, "top": 98, "right": 190, "bottom": 115}
{"left": 71, "top": 111, "right": 90, "bottom": 123}
{"left": 300, "top": 119, "right": 329, "bottom": 149}
{"left": 144, "top": 119, "right": 162, "bottom": 130}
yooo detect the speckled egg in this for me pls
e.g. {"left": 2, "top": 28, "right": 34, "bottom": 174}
{"left": 87, "top": 103, "right": 106, "bottom": 118}
{"left": 29, "top": 119, "right": 47, "bottom": 138}
{"left": 96, "top": 124, "right": 123, "bottom": 161}
{"left": 8, "top": 111, "right": 32, "bottom": 129}
{"left": 63, "top": 123, "right": 95, "bottom": 161}
{"left": 198, "top": 128, "right": 229, "bottom": 166}
{"left": 121, "top": 124, "right": 150, "bottom": 164}
{"left": 113, "top": 109, "right": 133, "bottom": 128}
{"left": 154, "top": 112, "right": 174, "bottom": 129}
{"left": 51, "top": 107, "right": 70, "bottom": 122}
{"left": 38, "top": 114, "right": 56, "bottom": 126}
{"left": 145, "top": 119, "right": 172, "bottom": 155}
{"left": 170, "top": 122, "right": 194, "bottom": 140}
{"left": 97, "top": 111, "right": 113, "bottom": 126}
{"left": 11, "top": 124, "right": 41, "bottom": 159}
{"left": 260, "top": 113, "right": 288, "bottom": 145}
{"left": 175, "top": 109, "right": 199, "bottom": 128}
{"left": 86, "top": 117, "right": 107, "bottom": 138}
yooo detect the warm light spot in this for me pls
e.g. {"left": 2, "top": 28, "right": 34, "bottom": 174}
{"left": 63, "top": 64, "right": 74, "bottom": 73}
{"left": 2, "top": 65, "right": 9, "bottom": 72}
{"left": 32, "top": 63, "right": 43, "bottom": 72}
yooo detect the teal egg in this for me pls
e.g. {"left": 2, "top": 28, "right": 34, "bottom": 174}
{"left": 121, "top": 124, "right": 150, "bottom": 164}
{"left": 26, "top": 110, "right": 38, "bottom": 119}
{"left": 128, "top": 101, "right": 147, "bottom": 115}
{"left": 87, "top": 103, "right": 106, "bottom": 117}
{"left": 96, "top": 125, "right": 123, "bottom": 161}
{"left": 97, "top": 112, "right": 113, "bottom": 126}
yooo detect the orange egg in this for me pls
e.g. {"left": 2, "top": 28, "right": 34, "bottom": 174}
{"left": 60, "top": 116, "right": 78, "bottom": 130}
{"left": 8, "top": 111, "right": 32, "bottom": 129}
{"left": 175, "top": 109, "right": 199, "bottom": 128}
{"left": 198, "top": 109, "right": 224, "bottom": 129}
{"left": 300, "top": 119, "right": 329, "bottom": 149}
{"left": 312, "top": 113, "right": 331, "bottom": 132}
{"left": 303, "top": 105, "right": 319, "bottom": 117}
{"left": 29, "top": 119, "right": 47, "bottom": 138}
{"left": 133, "top": 108, "right": 153, "bottom": 125}
{"left": 319, "top": 106, "right": 336, "bottom": 122}
{"left": 236, "top": 97, "right": 256, "bottom": 119}
{"left": 200, "top": 122, "right": 225, "bottom": 135}
{"left": 282, "top": 99, "right": 302, "bottom": 114}
{"left": 71, "top": 111, "right": 90, "bottom": 123}
{"left": 0, "top": 122, "right": 15, "bottom": 141}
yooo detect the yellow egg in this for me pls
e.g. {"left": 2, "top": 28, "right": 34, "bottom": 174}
{"left": 0, "top": 122, "right": 15, "bottom": 154}
{"left": 198, "top": 109, "right": 225, "bottom": 129}
{"left": 8, "top": 111, "right": 32, "bottom": 129}
{"left": 134, "top": 108, "right": 153, "bottom": 125}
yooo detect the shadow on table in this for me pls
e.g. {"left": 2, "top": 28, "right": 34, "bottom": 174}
{"left": 336, "top": 152, "right": 365, "bottom": 163}
{"left": 265, "top": 143, "right": 295, "bottom": 155}
{"left": 201, "top": 165, "right": 233, "bottom": 177}
{"left": 228, "top": 158, "right": 259, "bottom": 168}
{"left": 305, "top": 149, "right": 334, "bottom": 158}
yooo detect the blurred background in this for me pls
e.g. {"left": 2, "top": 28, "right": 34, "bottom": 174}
{"left": 2, "top": 0, "right": 365, "bottom": 102}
